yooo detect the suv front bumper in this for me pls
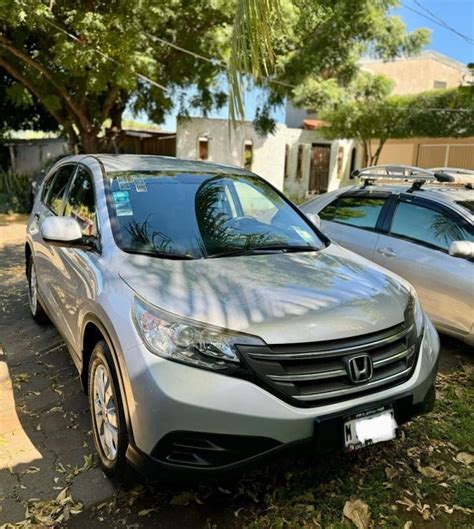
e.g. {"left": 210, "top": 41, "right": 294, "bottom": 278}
{"left": 124, "top": 319, "right": 439, "bottom": 478}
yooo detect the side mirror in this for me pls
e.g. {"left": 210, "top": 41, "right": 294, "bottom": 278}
{"left": 306, "top": 212, "right": 321, "bottom": 229}
{"left": 449, "top": 240, "right": 474, "bottom": 260}
{"left": 41, "top": 216, "right": 96, "bottom": 250}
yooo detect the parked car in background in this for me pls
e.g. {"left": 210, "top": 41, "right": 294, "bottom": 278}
{"left": 26, "top": 155, "right": 439, "bottom": 480}
{"left": 301, "top": 165, "right": 474, "bottom": 345}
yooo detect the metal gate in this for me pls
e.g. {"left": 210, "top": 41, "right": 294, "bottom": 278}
{"left": 417, "top": 144, "right": 474, "bottom": 169}
{"left": 309, "top": 143, "right": 330, "bottom": 193}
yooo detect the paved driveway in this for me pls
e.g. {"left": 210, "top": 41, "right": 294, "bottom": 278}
{"left": 0, "top": 218, "right": 471, "bottom": 527}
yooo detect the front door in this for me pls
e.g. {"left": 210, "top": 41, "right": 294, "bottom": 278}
{"left": 309, "top": 144, "right": 330, "bottom": 194}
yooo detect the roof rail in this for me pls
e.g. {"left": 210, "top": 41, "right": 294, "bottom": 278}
{"left": 352, "top": 165, "right": 437, "bottom": 190}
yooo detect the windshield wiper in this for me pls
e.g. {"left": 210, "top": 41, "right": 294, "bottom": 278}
{"left": 205, "top": 244, "right": 320, "bottom": 259}
{"left": 126, "top": 249, "right": 196, "bottom": 260}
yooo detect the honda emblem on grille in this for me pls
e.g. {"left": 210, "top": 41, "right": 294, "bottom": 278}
{"left": 347, "top": 354, "right": 373, "bottom": 384}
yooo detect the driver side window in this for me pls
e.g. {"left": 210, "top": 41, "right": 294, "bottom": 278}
{"left": 64, "top": 166, "right": 97, "bottom": 237}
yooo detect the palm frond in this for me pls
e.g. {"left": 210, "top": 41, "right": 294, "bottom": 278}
{"left": 228, "top": 0, "right": 281, "bottom": 123}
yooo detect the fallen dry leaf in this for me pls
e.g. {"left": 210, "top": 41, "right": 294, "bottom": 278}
{"left": 342, "top": 498, "right": 371, "bottom": 529}
{"left": 455, "top": 452, "right": 474, "bottom": 465}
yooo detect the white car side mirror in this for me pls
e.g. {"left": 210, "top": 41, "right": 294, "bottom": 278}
{"left": 41, "top": 216, "right": 95, "bottom": 250}
{"left": 449, "top": 240, "right": 474, "bottom": 260}
{"left": 306, "top": 212, "right": 321, "bottom": 229}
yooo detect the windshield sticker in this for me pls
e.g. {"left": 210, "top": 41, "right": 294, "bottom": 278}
{"left": 294, "top": 226, "right": 314, "bottom": 242}
{"left": 117, "top": 176, "right": 130, "bottom": 191}
{"left": 132, "top": 176, "right": 148, "bottom": 192}
{"left": 112, "top": 191, "right": 133, "bottom": 216}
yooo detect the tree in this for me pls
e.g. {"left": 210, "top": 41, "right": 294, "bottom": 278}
{"left": 0, "top": 1, "right": 232, "bottom": 152}
{"left": 0, "top": 73, "right": 58, "bottom": 138}
{"left": 320, "top": 86, "right": 474, "bottom": 166}
{"left": 0, "top": 1, "right": 430, "bottom": 151}
{"left": 238, "top": 0, "right": 430, "bottom": 132}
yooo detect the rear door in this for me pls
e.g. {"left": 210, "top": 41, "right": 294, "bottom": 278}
{"left": 318, "top": 191, "right": 392, "bottom": 260}
{"left": 373, "top": 195, "right": 474, "bottom": 336}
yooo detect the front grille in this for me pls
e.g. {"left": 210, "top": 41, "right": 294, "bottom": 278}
{"left": 237, "top": 322, "right": 420, "bottom": 407}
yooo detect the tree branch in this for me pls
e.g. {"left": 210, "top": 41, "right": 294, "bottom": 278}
{"left": 0, "top": 56, "right": 65, "bottom": 128}
{"left": 0, "top": 34, "right": 90, "bottom": 130}
{"left": 101, "top": 85, "right": 120, "bottom": 124}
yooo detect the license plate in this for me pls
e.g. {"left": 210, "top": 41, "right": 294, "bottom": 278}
{"left": 344, "top": 408, "right": 397, "bottom": 451}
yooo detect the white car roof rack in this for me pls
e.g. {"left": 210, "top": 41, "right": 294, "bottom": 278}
{"left": 352, "top": 165, "right": 437, "bottom": 191}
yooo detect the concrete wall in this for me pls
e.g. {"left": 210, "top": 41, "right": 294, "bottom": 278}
{"left": 360, "top": 51, "right": 467, "bottom": 95}
{"left": 176, "top": 117, "right": 288, "bottom": 190}
{"left": 7, "top": 139, "right": 70, "bottom": 174}
{"left": 370, "top": 137, "right": 474, "bottom": 169}
{"left": 176, "top": 117, "right": 363, "bottom": 199}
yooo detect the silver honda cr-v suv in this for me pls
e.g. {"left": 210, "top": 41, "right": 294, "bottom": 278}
{"left": 26, "top": 155, "right": 440, "bottom": 479}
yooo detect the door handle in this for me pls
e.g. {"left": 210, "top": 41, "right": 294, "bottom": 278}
{"left": 34, "top": 212, "right": 40, "bottom": 220}
{"left": 377, "top": 247, "right": 397, "bottom": 257}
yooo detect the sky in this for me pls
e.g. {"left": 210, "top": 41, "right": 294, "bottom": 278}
{"left": 129, "top": 0, "right": 474, "bottom": 131}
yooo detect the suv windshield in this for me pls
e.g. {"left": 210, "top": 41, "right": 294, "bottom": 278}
{"left": 106, "top": 171, "right": 324, "bottom": 259}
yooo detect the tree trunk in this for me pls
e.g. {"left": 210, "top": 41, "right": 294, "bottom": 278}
{"left": 80, "top": 131, "right": 101, "bottom": 154}
{"left": 363, "top": 140, "right": 371, "bottom": 167}
{"left": 371, "top": 139, "right": 387, "bottom": 165}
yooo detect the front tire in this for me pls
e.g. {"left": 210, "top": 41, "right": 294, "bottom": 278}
{"left": 88, "top": 340, "right": 128, "bottom": 480}
{"left": 27, "top": 255, "right": 49, "bottom": 324}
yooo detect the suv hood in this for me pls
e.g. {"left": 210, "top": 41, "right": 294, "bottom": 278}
{"left": 119, "top": 245, "right": 410, "bottom": 344}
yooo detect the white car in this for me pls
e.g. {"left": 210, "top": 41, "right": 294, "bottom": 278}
{"left": 301, "top": 166, "right": 474, "bottom": 345}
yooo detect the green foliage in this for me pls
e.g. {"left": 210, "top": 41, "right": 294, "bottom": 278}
{"left": 252, "top": 0, "right": 430, "bottom": 132}
{"left": 0, "top": 73, "right": 57, "bottom": 137}
{"left": 0, "top": 169, "right": 32, "bottom": 212}
{"left": 0, "top": 0, "right": 431, "bottom": 146}
{"left": 320, "top": 86, "right": 474, "bottom": 165}
{"left": 0, "top": 0, "right": 233, "bottom": 151}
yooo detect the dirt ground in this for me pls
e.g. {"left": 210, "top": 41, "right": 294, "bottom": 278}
{"left": 0, "top": 216, "right": 472, "bottom": 529}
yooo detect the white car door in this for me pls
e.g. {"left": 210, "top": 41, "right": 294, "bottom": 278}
{"left": 317, "top": 191, "right": 392, "bottom": 260}
{"left": 373, "top": 195, "right": 474, "bottom": 339}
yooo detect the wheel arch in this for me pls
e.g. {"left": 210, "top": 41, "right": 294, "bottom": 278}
{"left": 81, "top": 314, "right": 134, "bottom": 438}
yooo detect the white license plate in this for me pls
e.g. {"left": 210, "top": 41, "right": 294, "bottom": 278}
{"left": 344, "top": 408, "right": 397, "bottom": 451}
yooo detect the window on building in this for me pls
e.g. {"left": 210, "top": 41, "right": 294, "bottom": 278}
{"left": 284, "top": 144, "right": 289, "bottom": 179}
{"left": 433, "top": 80, "right": 447, "bottom": 89}
{"left": 198, "top": 137, "right": 209, "bottom": 160}
{"left": 243, "top": 140, "right": 253, "bottom": 170}
{"left": 296, "top": 145, "right": 304, "bottom": 180}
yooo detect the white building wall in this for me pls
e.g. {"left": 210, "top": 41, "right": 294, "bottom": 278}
{"left": 176, "top": 117, "right": 288, "bottom": 190}
{"left": 176, "top": 117, "right": 363, "bottom": 198}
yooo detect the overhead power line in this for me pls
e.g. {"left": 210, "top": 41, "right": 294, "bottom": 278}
{"left": 413, "top": 0, "right": 474, "bottom": 45}
{"left": 30, "top": 16, "right": 474, "bottom": 116}
{"left": 401, "top": 1, "right": 474, "bottom": 45}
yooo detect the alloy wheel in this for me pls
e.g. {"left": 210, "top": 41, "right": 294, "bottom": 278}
{"left": 28, "top": 262, "right": 38, "bottom": 315}
{"left": 93, "top": 364, "right": 119, "bottom": 462}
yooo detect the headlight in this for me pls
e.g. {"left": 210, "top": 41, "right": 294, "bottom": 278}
{"left": 406, "top": 289, "right": 424, "bottom": 335}
{"left": 131, "top": 296, "right": 263, "bottom": 371}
